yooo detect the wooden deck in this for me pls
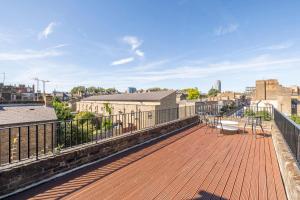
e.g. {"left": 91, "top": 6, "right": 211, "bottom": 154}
{"left": 9, "top": 125, "right": 287, "bottom": 200}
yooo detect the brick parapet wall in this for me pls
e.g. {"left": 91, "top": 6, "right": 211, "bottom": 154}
{"left": 272, "top": 122, "right": 300, "bottom": 200}
{"left": 0, "top": 116, "right": 199, "bottom": 197}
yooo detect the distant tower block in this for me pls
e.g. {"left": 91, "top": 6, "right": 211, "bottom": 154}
{"left": 214, "top": 80, "right": 221, "bottom": 92}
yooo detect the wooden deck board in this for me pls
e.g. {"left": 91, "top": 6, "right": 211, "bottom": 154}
{"left": 229, "top": 132, "right": 253, "bottom": 200}
{"left": 9, "top": 125, "right": 287, "bottom": 200}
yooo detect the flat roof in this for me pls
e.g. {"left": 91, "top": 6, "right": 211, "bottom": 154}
{"left": 0, "top": 105, "right": 57, "bottom": 126}
{"left": 82, "top": 90, "right": 175, "bottom": 102}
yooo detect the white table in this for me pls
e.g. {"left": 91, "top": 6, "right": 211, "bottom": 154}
{"left": 216, "top": 120, "right": 239, "bottom": 133}
{"left": 220, "top": 120, "right": 238, "bottom": 126}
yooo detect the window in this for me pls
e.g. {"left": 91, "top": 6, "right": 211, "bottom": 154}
{"left": 148, "top": 112, "right": 152, "bottom": 119}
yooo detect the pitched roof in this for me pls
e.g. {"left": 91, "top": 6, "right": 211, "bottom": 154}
{"left": 82, "top": 90, "right": 175, "bottom": 102}
{"left": 0, "top": 105, "right": 57, "bottom": 126}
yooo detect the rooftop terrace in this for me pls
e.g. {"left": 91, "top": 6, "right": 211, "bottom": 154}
{"left": 9, "top": 125, "right": 286, "bottom": 200}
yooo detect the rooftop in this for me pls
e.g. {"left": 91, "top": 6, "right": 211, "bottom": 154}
{"left": 10, "top": 126, "right": 286, "bottom": 200}
{"left": 82, "top": 90, "right": 175, "bottom": 102}
{"left": 0, "top": 104, "right": 57, "bottom": 126}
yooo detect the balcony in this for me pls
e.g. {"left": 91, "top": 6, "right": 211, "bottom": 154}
{"left": 1, "top": 105, "right": 299, "bottom": 199}
{"left": 5, "top": 124, "right": 286, "bottom": 199}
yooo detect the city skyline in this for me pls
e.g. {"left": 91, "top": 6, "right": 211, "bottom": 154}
{"left": 0, "top": 1, "right": 300, "bottom": 92}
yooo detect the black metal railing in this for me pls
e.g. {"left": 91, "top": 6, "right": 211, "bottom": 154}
{"left": 0, "top": 106, "right": 196, "bottom": 167}
{"left": 274, "top": 108, "right": 300, "bottom": 164}
{"left": 196, "top": 104, "right": 248, "bottom": 117}
{"left": 242, "top": 106, "right": 274, "bottom": 120}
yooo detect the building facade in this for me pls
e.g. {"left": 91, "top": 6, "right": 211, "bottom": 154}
{"left": 213, "top": 80, "right": 221, "bottom": 92}
{"left": 128, "top": 87, "right": 137, "bottom": 94}
{"left": 76, "top": 90, "right": 178, "bottom": 127}
{"left": 0, "top": 104, "right": 57, "bottom": 165}
{"left": 253, "top": 79, "right": 300, "bottom": 115}
{"left": 0, "top": 84, "right": 35, "bottom": 102}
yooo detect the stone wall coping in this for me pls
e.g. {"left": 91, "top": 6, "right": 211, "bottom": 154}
{"left": 272, "top": 122, "right": 300, "bottom": 200}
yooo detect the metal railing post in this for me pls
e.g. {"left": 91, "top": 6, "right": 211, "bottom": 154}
{"left": 35, "top": 125, "right": 38, "bottom": 160}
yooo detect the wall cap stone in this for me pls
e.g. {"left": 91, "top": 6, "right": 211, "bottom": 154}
{"left": 272, "top": 122, "right": 300, "bottom": 200}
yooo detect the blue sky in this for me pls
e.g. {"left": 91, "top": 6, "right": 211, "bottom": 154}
{"left": 0, "top": 0, "right": 300, "bottom": 92}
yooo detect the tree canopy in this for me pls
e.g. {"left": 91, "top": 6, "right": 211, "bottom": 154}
{"left": 147, "top": 87, "right": 169, "bottom": 92}
{"left": 70, "top": 86, "right": 86, "bottom": 95}
{"left": 74, "top": 111, "right": 96, "bottom": 125}
{"left": 186, "top": 88, "right": 200, "bottom": 100}
{"left": 70, "top": 86, "right": 118, "bottom": 95}
{"left": 208, "top": 88, "right": 220, "bottom": 97}
{"left": 52, "top": 100, "right": 73, "bottom": 120}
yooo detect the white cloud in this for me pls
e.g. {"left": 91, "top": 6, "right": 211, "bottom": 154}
{"left": 111, "top": 36, "right": 144, "bottom": 64}
{"left": 123, "top": 36, "right": 142, "bottom": 50}
{"left": 263, "top": 41, "right": 294, "bottom": 50}
{"left": 215, "top": 24, "right": 239, "bottom": 36}
{"left": 116, "top": 55, "right": 300, "bottom": 83}
{"left": 135, "top": 49, "right": 144, "bottom": 57}
{"left": 38, "top": 22, "right": 57, "bottom": 40}
{"left": 0, "top": 32, "right": 14, "bottom": 43}
{"left": 0, "top": 49, "right": 63, "bottom": 61}
{"left": 111, "top": 57, "right": 135, "bottom": 66}
{"left": 48, "top": 44, "right": 69, "bottom": 49}
{"left": 5, "top": 53, "right": 300, "bottom": 93}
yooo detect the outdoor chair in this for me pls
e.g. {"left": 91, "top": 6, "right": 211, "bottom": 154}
{"left": 243, "top": 116, "right": 264, "bottom": 138}
{"left": 204, "top": 114, "right": 222, "bottom": 134}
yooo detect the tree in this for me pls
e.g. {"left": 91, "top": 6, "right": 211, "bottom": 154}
{"left": 103, "top": 103, "right": 112, "bottom": 115}
{"left": 106, "top": 88, "right": 118, "bottom": 94}
{"left": 74, "top": 111, "right": 96, "bottom": 125}
{"left": 208, "top": 88, "right": 220, "bottom": 97}
{"left": 70, "top": 86, "right": 86, "bottom": 95}
{"left": 52, "top": 100, "right": 73, "bottom": 120}
{"left": 186, "top": 88, "right": 200, "bottom": 100}
{"left": 147, "top": 87, "right": 168, "bottom": 92}
{"left": 87, "top": 86, "right": 98, "bottom": 94}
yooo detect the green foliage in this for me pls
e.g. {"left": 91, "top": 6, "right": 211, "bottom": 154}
{"left": 74, "top": 111, "right": 96, "bottom": 125}
{"left": 52, "top": 96, "right": 61, "bottom": 103}
{"left": 256, "top": 111, "right": 272, "bottom": 121}
{"left": 103, "top": 103, "right": 112, "bottom": 115}
{"left": 220, "top": 104, "right": 236, "bottom": 115}
{"left": 186, "top": 88, "right": 200, "bottom": 100}
{"left": 71, "top": 86, "right": 86, "bottom": 95}
{"left": 54, "top": 144, "right": 64, "bottom": 154}
{"left": 208, "top": 88, "right": 220, "bottom": 97}
{"left": 52, "top": 100, "right": 73, "bottom": 120}
{"left": 105, "top": 88, "right": 118, "bottom": 94}
{"left": 87, "top": 86, "right": 97, "bottom": 94}
{"left": 102, "top": 117, "right": 113, "bottom": 130}
{"left": 70, "top": 86, "right": 118, "bottom": 95}
{"left": 147, "top": 87, "right": 168, "bottom": 92}
{"left": 291, "top": 115, "right": 300, "bottom": 124}
{"left": 244, "top": 109, "right": 256, "bottom": 117}
{"left": 244, "top": 109, "right": 271, "bottom": 121}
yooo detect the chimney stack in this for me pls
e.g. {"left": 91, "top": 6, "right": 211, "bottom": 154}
{"left": 44, "top": 95, "right": 53, "bottom": 107}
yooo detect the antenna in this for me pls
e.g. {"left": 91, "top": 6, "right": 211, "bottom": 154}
{"left": 1, "top": 72, "right": 5, "bottom": 84}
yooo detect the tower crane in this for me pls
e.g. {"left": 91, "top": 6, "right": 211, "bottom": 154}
{"left": 33, "top": 78, "right": 50, "bottom": 101}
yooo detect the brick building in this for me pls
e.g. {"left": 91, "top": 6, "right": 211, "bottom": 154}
{"left": 76, "top": 90, "right": 178, "bottom": 126}
{"left": 0, "top": 104, "right": 57, "bottom": 165}
{"left": 253, "top": 79, "right": 300, "bottom": 115}
{"left": 0, "top": 84, "right": 35, "bottom": 102}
